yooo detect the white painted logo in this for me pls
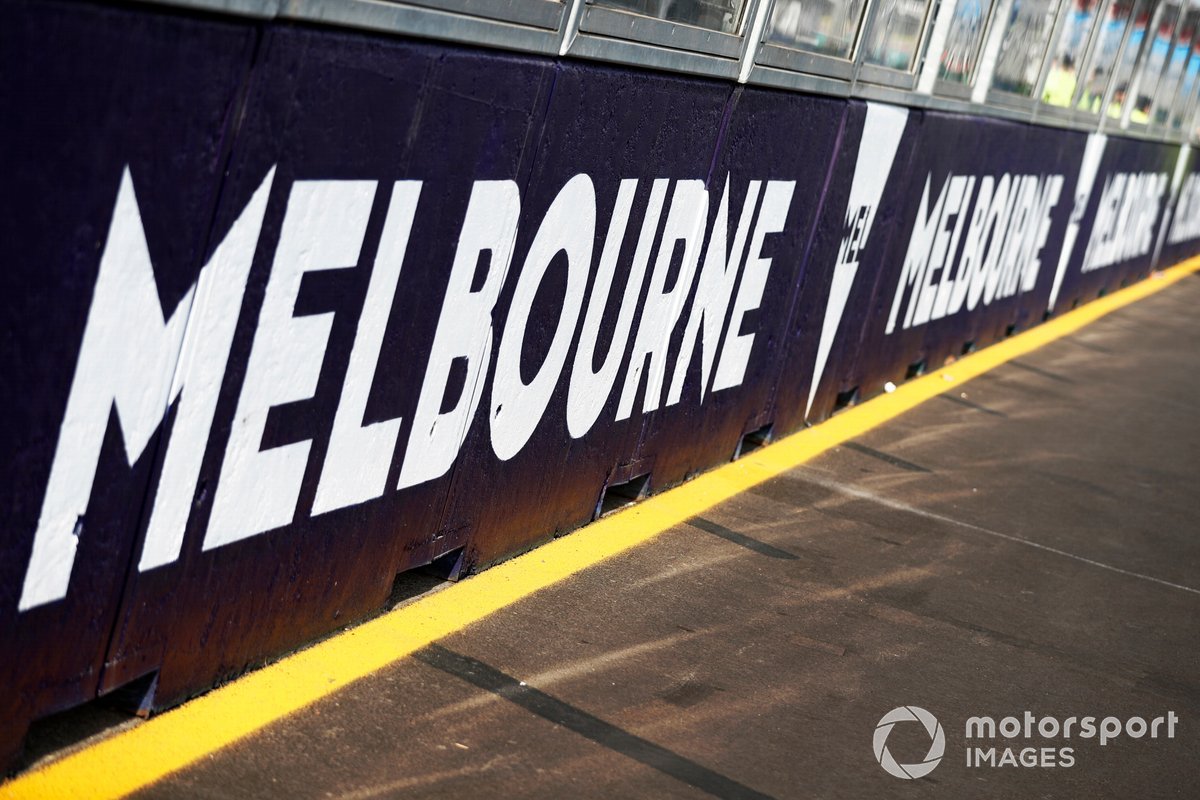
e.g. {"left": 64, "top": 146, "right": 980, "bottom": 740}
{"left": 874, "top": 706, "right": 945, "bottom": 779}
{"left": 886, "top": 170, "right": 1063, "bottom": 334}
{"left": 1082, "top": 170, "right": 1168, "bottom": 273}
{"left": 18, "top": 167, "right": 276, "bottom": 609}
{"left": 1168, "top": 172, "right": 1200, "bottom": 246}
{"left": 19, "top": 169, "right": 796, "bottom": 610}
{"left": 1048, "top": 133, "right": 1106, "bottom": 311}
{"left": 1156, "top": 144, "right": 1192, "bottom": 263}
{"left": 806, "top": 102, "right": 908, "bottom": 419}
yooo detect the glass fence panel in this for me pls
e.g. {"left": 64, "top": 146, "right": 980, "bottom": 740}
{"left": 765, "top": 0, "right": 869, "bottom": 58}
{"left": 935, "top": 0, "right": 995, "bottom": 83}
{"left": 591, "top": 0, "right": 748, "bottom": 34}
{"left": 861, "top": 0, "right": 934, "bottom": 71}
{"left": 992, "top": 0, "right": 1060, "bottom": 95}
{"left": 1043, "top": 0, "right": 1102, "bottom": 106}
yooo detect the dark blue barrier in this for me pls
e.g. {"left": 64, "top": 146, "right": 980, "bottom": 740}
{"left": 1050, "top": 134, "right": 1183, "bottom": 312}
{"left": 795, "top": 110, "right": 1091, "bottom": 424}
{"left": 772, "top": 100, "right": 924, "bottom": 431}
{"left": 0, "top": 0, "right": 257, "bottom": 762}
{"left": 436, "top": 60, "right": 742, "bottom": 573}
{"left": 100, "top": 23, "right": 562, "bottom": 711}
{"left": 5, "top": 0, "right": 1200, "bottom": 770}
{"left": 1159, "top": 146, "right": 1200, "bottom": 268}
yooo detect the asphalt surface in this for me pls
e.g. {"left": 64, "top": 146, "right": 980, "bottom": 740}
{"left": 132, "top": 276, "right": 1199, "bottom": 799}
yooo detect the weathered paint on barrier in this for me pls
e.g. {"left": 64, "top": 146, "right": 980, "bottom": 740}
{"left": 3, "top": 0, "right": 1200, "bottom": 769}
{"left": 791, "top": 108, "right": 1090, "bottom": 425}
{"left": 0, "top": 0, "right": 259, "bottom": 765}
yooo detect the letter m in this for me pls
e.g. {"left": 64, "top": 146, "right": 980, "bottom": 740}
{"left": 18, "top": 167, "right": 274, "bottom": 611}
{"left": 886, "top": 174, "right": 944, "bottom": 333}
{"left": 965, "top": 716, "right": 997, "bottom": 738}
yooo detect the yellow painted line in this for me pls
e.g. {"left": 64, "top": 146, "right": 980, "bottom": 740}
{"left": 7, "top": 257, "right": 1200, "bottom": 799}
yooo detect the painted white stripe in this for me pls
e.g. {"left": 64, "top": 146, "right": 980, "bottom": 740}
{"left": 799, "top": 468, "right": 1200, "bottom": 597}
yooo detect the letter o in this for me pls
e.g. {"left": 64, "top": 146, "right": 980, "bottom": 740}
{"left": 982, "top": 175, "right": 1012, "bottom": 306}
{"left": 490, "top": 174, "right": 595, "bottom": 461}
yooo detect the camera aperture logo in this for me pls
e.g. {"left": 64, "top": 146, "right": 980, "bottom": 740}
{"left": 874, "top": 706, "right": 945, "bottom": 779}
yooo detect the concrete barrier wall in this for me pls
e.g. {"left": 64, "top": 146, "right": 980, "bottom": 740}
{"left": 4, "top": 0, "right": 1199, "bottom": 766}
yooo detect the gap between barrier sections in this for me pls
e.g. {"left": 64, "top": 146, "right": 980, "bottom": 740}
{"left": 7, "top": 256, "right": 1200, "bottom": 800}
